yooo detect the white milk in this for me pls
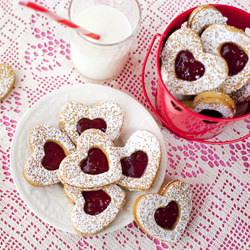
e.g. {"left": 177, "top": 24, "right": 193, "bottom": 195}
{"left": 71, "top": 5, "right": 132, "bottom": 80}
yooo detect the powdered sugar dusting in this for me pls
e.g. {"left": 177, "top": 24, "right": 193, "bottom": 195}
{"left": 70, "top": 184, "right": 126, "bottom": 236}
{"left": 59, "top": 102, "right": 124, "bottom": 145}
{"left": 193, "top": 91, "right": 236, "bottom": 118}
{"left": 201, "top": 24, "right": 250, "bottom": 94}
{"left": 193, "top": 103, "right": 234, "bottom": 118}
{"left": 161, "top": 28, "right": 228, "bottom": 95}
{"left": 230, "top": 80, "right": 250, "bottom": 103}
{"left": 59, "top": 129, "right": 122, "bottom": 189}
{"left": 188, "top": 6, "right": 227, "bottom": 35}
{"left": 135, "top": 181, "right": 192, "bottom": 243}
{"left": 0, "top": 63, "right": 15, "bottom": 100}
{"left": 24, "top": 124, "right": 76, "bottom": 186}
{"left": 117, "top": 130, "right": 161, "bottom": 191}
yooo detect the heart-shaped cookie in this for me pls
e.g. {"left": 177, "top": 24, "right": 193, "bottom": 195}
{"left": 161, "top": 28, "right": 228, "bottom": 95}
{"left": 133, "top": 180, "right": 192, "bottom": 243}
{"left": 117, "top": 130, "right": 161, "bottom": 191}
{"left": 23, "top": 125, "right": 76, "bottom": 186}
{"left": 59, "top": 102, "right": 124, "bottom": 145}
{"left": 59, "top": 129, "right": 122, "bottom": 190}
{"left": 187, "top": 5, "right": 227, "bottom": 35}
{"left": 64, "top": 184, "right": 126, "bottom": 236}
{"left": 201, "top": 24, "right": 250, "bottom": 94}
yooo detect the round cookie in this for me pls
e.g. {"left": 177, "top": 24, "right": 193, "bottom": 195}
{"left": 193, "top": 91, "right": 236, "bottom": 118}
{"left": 0, "top": 63, "right": 15, "bottom": 100}
{"left": 132, "top": 180, "right": 192, "bottom": 243}
{"left": 59, "top": 102, "right": 124, "bottom": 145}
{"left": 161, "top": 28, "right": 228, "bottom": 95}
{"left": 23, "top": 124, "right": 76, "bottom": 186}
{"left": 59, "top": 129, "right": 122, "bottom": 190}
{"left": 64, "top": 184, "right": 126, "bottom": 236}
{"left": 187, "top": 5, "right": 227, "bottom": 35}
{"left": 201, "top": 24, "right": 250, "bottom": 94}
{"left": 117, "top": 130, "right": 161, "bottom": 191}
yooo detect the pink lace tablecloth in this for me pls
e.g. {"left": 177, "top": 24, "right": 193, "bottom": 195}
{"left": 1, "top": 0, "right": 250, "bottom": 249}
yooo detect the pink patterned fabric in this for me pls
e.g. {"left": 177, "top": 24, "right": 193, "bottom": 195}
{"left": 1, "top": 0, "right": 250, "bottom": 249}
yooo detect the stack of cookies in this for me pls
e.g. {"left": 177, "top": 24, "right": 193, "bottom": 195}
{"left": 23, "top": 101, "right": 162, "bottom": 236}
{"left": 161, "top": 5, "right": 250, "bottom": 119}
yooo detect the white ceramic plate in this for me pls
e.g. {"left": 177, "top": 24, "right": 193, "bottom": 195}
{"left": 10, "top": 84, "right": 167, "bottom": 235}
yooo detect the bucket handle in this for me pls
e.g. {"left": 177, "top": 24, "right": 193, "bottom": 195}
{"left": 142, "top": 33, "right": 250, "bottom": 145}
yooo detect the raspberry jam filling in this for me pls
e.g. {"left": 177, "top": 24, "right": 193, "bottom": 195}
{"left": 82, "top": 190, "right": 111, "bottom": 215}
{"left": 175, "top": 50, "right": 205, "bottom": 81}
{"left": 121, "top": 151, "right": 148, "bottom": 178}
{"left": 42, "top": 141, "right": 66, "bottom": 171}
{"left": 77, "top": 118, "right": 107, "bottom": 135}
{"left": 220, "top": 43, "right": 248, "bottom": 76}
{"left": 80, "top": 148, "right": 109, "bottom": 175}
{"left": 154, "top": 201, "right": 179, "bottom": 230}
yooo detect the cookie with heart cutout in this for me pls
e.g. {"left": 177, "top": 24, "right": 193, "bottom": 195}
{"left": 187, "top": 5, "right": 227, "bottom": 35}
{"left": 0, "top": 63, "right": 15, "bottom": 101}
{"left": 59, "top": 129, "right": 122, "bottom": 190}
{"left": 117, "top": 130, "right": 161, "bottom": 191}
{"left": 201, "top": 24, "right": 250, "bottom": 94}
{"left": 23, "top": 124, "right": 76, "bottom": 186}
{"left": 193, "top": 91, "right": 236, "bottom": 118}
{"left": 133, "top": 180, "right": 192, "bottom": 243}
{"left": 161, "top": 28, "right": 228, "bottom": 95}
{"left": 64, "top": 183, "right": 126, "bottom": 236}
{"left": 59, "top": 102, "right": 124, "bottom": 145}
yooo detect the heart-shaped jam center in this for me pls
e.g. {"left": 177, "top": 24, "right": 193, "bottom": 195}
{"left": 154, "top": 201, "right": 179, "bottom": 230}
{"left": 77, "top": 118, "right": 107, "bottom": 135}
{"left": 80, "top": 148, "right": 109, "bottom": 175}
{"left": 42, "top": 141, "right": 66, "bottom": 171}
{"left": 175, "top": 50, "right": 205, "bottom": 81}
{"left": 82, "top": 190, "right": 111, "bottom": 215}
{"left": 121, "top": 151, "right": 148, "bottom": 178}
{"left": 220, "top": 42, "right": 248, "bottom": 76}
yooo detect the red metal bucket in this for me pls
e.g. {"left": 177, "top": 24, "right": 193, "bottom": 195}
{"left": 142, "top": 4, "right": 250, "bottom": 145}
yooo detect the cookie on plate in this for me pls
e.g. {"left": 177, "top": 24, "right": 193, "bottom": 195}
{"left": 64, "top": 183, "right": 126, "bottom": 236}
{"left": 59, "top": 129, "right": 122, "bottom": 190}
{"left": 117, "top": 130, "right": 161, "bottom": 191}
{"left": 59, "top": 102, "right": 124, "bottom": 145}
{"left": 23, "top": 124, "right": 76, "bottom": 186}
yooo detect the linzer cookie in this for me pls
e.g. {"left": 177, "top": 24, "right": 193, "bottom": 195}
{"left": 230, "top": 81, "right": 250, "bottom": 104}
{"left": 64, "top": 184, "right": 126, "bottom": 236}
{"left": 117, "top": 130, "right": 161, "bottom": 191}
{"left": 59, "top": 129, "right": 122, "bottom": 190}
{"left": 0, "top": 63, "right": 15, "bottom": 101}
{"left": 201, "top": 24, "right": 250, "bottom": 94}
{"left": 161, "top": 28, "right": 228, "bottom": 95}
{"left": 59, "top": 102, "right": 124, "bottom": 145}
{"left": 23, "top": 125, "right": 76, "bottom": 186}
{"left": 133, "top": 180, "right": 192, "bottom": 243}
{"left": 193, "top": 91, "right": 236, "bottom": 118}
{"left": 187, "top": 5, "right": 227, "bottom": 35}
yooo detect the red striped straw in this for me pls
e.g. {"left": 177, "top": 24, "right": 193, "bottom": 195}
{"left": 19, "top": 1, "right": 100, "bottom": 40}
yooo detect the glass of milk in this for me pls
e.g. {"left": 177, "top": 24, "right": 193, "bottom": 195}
{"left": 68, "top": 0, "right": 142, "bottom": 81}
